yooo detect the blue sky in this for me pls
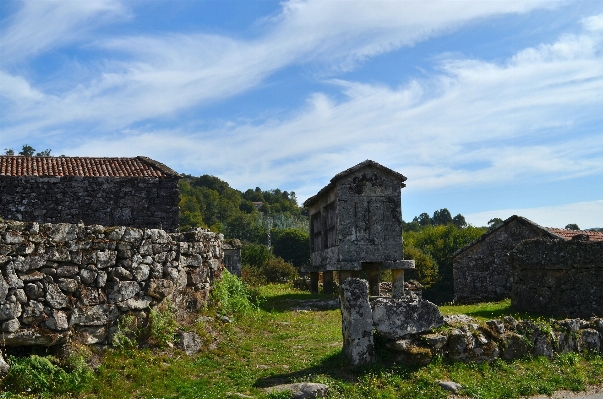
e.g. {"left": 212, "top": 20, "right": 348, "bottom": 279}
{"left": 1, "top": 0, "right": 603, "bottom": 228}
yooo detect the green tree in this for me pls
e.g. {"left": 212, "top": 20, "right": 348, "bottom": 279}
{"left": 241, "top": 243, "right": 273, "bottom": 268}
{"left": 403, "top": 245, "right": 438, "bottom": 288}
{"left": 405, "top": 224, "right": 486, "bottom": 304}
{"left": 487, "top": 218, "right": 504, "bottom": 231}
{"left": 36, "top": 149, "right": 51, "bottom": 157}
{"left": 272, "top": 228, "right": 310, "bottom": 268}
{"left": 452, "top": 214, "right": 467, "bottom": 228}
{"left": 432, "top": 208, "right": 453, "bottom": 226}
{"left": 565, "top": 223, "right": 580, "bottom": 230}
{"left": 225, "top": 213, "right": 265, "bottom": 243}
{"left": 4, "top": 148, "right": 14, "bottom": 155}
{"left": 19, "top": 144, "right": 35, "bottom": 156}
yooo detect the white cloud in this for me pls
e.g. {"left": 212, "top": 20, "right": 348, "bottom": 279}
{"left": 49, "top": 14, "right": 603, "bottom": 204}
{"left": 582, "top": 14, "right": 603, "bottom": 32}
{"left": 0, "top": 0, "right": 559, "bottom": 133}
{"left": 1, "top": 0, "right": 128, "bottom": 63}
{"left": 465, "top": 200, "right": 603, "bottom": 229}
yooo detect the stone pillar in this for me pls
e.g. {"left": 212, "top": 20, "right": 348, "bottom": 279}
{"left": 323, "top": 271, "right": 334, "bottom": 295}
{"left": 310, "top": 272, "right": 319, "bottom": 295}
{"left": 339, "top": 278, "right": 375, "bottom": 366}
{"left": 363, "top": 263, "right": 381, "bottom": 297}
{"left": 392, "top": 269, "right": 404, "bottom": 298}
{"left": 339, "top": 270, "right": 353, "bottom": 284}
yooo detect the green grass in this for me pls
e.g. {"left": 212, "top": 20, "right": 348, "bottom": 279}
{"left": 2, "top": 285, "right": 603, "bottom": 399}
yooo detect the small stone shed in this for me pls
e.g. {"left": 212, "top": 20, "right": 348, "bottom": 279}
{"left": 0, "top": 156, "right": 180, "bottom": 232}
{"left": 303, "top": 160, "right": 414, "bottom": 296}
{"left": 453, "top": 215, "right": 603, "bottom": 304}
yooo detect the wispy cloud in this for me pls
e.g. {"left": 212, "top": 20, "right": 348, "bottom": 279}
{"left": 1, "top": 0, "right": 128, "bottom": 64}
{"left": 1, "top": 0, "right": 558, "bottom": 134}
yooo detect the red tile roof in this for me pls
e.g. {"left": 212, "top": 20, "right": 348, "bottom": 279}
{"left": 0, "top": 156, "right": 179, "bottom": 178}
{"left": 546, "top": 228, "right": 603, "bottom": 242}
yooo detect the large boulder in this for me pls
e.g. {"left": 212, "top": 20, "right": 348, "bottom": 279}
{"left": 371, "top": 296, "right": 443, "bottom": 340}
{"left": 339, "top": 278, "right": 374, "bottom": 366}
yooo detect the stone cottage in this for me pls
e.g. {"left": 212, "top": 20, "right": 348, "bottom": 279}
{"left": 453, "top": 215, "right": 603, "bottom": 304}
{"left": 303, "top": 160, "right": 414, "bottom": 296}
{"left": 0, "top": 156, "right": 180, "bottom": 232}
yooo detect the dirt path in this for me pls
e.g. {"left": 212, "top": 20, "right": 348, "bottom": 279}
{"left": 528, "top": 384, "right": 603, "bottom": 399}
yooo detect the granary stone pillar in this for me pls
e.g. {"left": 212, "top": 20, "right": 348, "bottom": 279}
{"left": 339, "top": 270, "right": 353, "bottom": 284}
{"left": 392, "top": 269, "right": 405, "bottom": 298}
{"left": 323, "top": 271, "right": 334, "bottom": 295}
{"left": 310, "top": 272, "right": 319, "bottom": 295}
{"left": 363, "top": 262, "right": 381, "bottom": 296}
{"left": 339, "top": 278, "right": 375, "bottom": 366}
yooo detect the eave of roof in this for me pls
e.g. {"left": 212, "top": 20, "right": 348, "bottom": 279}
{"left": 303, "top": 160, "right": 407, "bottom": 207}
{"left": 452, "top": 215, "right": 563, "bottom": 258}
{"left": 0, "top": 155, "right": 180, "bottom": 178}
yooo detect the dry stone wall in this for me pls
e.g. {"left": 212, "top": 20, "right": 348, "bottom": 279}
{"left": 0, "top": 176, "right": 180, "bottom": 232}
{"left": 510, "top": 238, "right": 603, "bottom": 318}
{"left": 0, "top": 220, "right": 223, "bottom": 347}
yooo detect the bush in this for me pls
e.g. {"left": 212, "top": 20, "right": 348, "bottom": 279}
{"left": 272, "top": 228, "right": 310, "bottom": 268}
{"left": 241, "top": 243, "right": 273, "bottom": 268}
{"left": 211, "top": 270, "right": 258, "bottom": 316}
{"left": 149, "top": 301, "right": 178, "bottom": 348}
{"left": 260, "top": 258, "right": 298, "bottom": 283}
{"left": 1, "top": 354, "right": 93, "bottom": 394}
{"left": 241, "top": 264, "right": 266, "bottom": 286}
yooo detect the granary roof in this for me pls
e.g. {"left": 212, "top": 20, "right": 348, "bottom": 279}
{"left": 304, "top": 160, "right": 407, "bottom": 207}
{"left": 0, "top": 156, "right": 180, "bottom": 178}
{"left": 452, "top": 215, "right": 603, "bottom": 258}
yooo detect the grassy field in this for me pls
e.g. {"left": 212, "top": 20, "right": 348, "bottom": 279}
{"left": 1, "top": 284, "right": 603, "bottom": 399}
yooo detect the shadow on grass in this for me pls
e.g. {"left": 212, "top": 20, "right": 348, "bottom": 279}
{"left": 253, "top": 343, "right": 424, "bottom": 389}
{"left": 256, "top": 292, "right": 339, "bottom": 313}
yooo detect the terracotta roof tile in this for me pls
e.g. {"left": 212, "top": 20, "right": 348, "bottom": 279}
{"left": 0, "top": 156, "right": 179, "bottom": 178}
{"left": 546, "top": 228, "right": 603, "bottom": 242}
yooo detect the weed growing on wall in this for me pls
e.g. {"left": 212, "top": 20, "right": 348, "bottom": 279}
{"left": 112, "top": 314, "right": 140, "bottom": 349}
{"left": 149, "top": 301, "right": 178, "bottom": 348}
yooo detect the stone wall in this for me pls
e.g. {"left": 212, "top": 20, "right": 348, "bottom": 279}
{"left": 0, "top": 220, "right": 223, "bottom": 347}
{"left": 510, "top": 238, "right": 603, "bottom": 318}
{"left": 383, "top": 314, "right": 603, "bottom": 366}
{"left": 453, "top": 218, "right": 553, "bottom": 303}
{"left": 0, "top": 176, "right": 180, "bottom": 232}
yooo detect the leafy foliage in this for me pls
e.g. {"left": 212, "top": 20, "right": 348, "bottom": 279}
{"left": 405, "top": 224, "right": 486, "bottom": 303}
{"left": 1, "top": 354, "right": 92, "bottom": 395}
{"left": 260, "top": 258, "right": 299, "bottom": 283}
{"left": 149, "top": 301, "right": 178, "bottom": 348}
{"left": 271, "top": 228, "right": 310, "bottom": 268}
{"left": 178, "top": 175, "right": 308, "bottom": 249}
{"left": 211, "top": 270, "right": 258, "bottom": 317}
{"left": 241, "top": 243, "right": 273, "bottom": 268}
{"left": 403, "top": 245, "right": 438, "bottom": 288}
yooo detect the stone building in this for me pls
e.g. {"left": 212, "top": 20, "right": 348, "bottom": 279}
{"left": 0, "top": 156, "right": 180, "bottom": 232}
{"left": 223, "top": 239, "right": 242, "bottom": 276}
{"left": 303, "top": 160, "right": 414, "bottom": 295}
{"left": 453, "top": 215, "right": 603, "bottom": 304}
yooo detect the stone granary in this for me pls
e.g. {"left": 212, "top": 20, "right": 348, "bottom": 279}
{"left": 453, "top": 215, "right": 603, "bottom": 304}
{"left": 302, "top": 160, "right": 414, "bottom": 296}
{"left": 0, "top": 156, "right": 180, "bottom": 232}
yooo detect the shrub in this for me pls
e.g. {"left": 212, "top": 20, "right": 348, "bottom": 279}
{"left": 112, "top": 314, "right": 140, "bottom": 349}
{"left": 149, "top": 301, "right": 178, "bottom": 348}
{"left": 260, "top": 258, "right": 298, "bottom": 283}
{"left": 241, "top": 243, "right": 273, "bottom": 268}
{"left": 1, "top": 354, "right": 93, "bottom": 394}
{"left": 241, "top": 264, "right": 266, "bottom": 286}
{"left": 211, "top": 270, "right": 258, "bottom": 317}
